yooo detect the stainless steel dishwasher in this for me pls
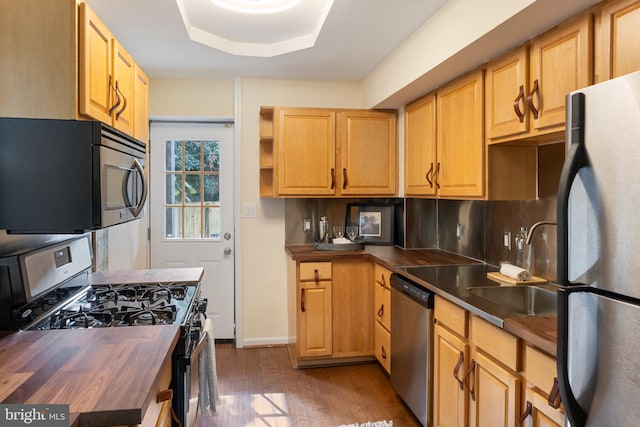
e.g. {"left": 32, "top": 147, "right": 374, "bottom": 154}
{"left": 390, "top": 273, "right": 434, "bottom": 427}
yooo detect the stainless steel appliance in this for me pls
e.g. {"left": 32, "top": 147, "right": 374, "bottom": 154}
{"left": 390, "top": 273, "right": 434, "bottom": 426}
{"left": 557, "top": 70, "right": 640, "bottom": 426}
{"left": 0, "top": 118, "right": 147, "bottom": 234}
{"left": 0, "top": 235, "right": 206, "bottom": 427}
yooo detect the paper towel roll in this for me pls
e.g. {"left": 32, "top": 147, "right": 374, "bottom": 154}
{"left": 500, "top": 263, "right": 532, "bottom": 281}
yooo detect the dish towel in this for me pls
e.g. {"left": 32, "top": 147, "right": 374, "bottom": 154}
{"left": 500, "top": 263, "right": 533, "bottom": 281}
{"left": 199, "top": 316, "right": 220, "bottom": 415}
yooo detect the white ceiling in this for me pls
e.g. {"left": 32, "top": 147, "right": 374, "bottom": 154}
{"left": 85, "top": 0, "right": 448, "bottom": 81}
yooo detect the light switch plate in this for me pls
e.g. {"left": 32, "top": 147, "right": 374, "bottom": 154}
{"left": 242, "top": 203, "right": 257, "bottom": 218}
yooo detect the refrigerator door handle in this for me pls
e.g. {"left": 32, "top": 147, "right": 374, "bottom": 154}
{"left": 557, "top": 92, "right": 588, "bottom": 286}
{"left": 557, "top": 287, "right": 588, "bottom": 427}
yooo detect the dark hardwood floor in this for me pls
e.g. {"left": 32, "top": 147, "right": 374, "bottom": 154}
{"left": 199, "top": 343, "right": 422, "bottom": 427}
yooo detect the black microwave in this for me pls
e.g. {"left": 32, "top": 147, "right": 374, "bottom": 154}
{"left": 0, "top": 118, "right": 147, "bottom": 234}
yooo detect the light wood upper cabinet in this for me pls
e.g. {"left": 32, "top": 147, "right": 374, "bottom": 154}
{"left": 436, "top": 70, "right": 485, "bottom": 198}
{"left": 78, "top": 2, "right": 113, "bottom": 124}
{"left": 78, "top": 1, "right": 146, "bottom": 139}
{"left": 276, "top": 108, "right": 336, "bottom": 196}
{"left": 486, "top": 14, "right": 592, "bottom": 143}
{"left": 133, "top": 64, "right": 150, "bottom": 142}
{"left": 112, "top": 42, "right": 135, "bottom": 135}
{"left": 404, "top": 93, "right": 437, "bottom": 197}
{"left": 337, "top": 110, "right": 397, "bottom": 196}
{"left": 266, "top": 107, "right": 397, "bottom": 198}
{"left": 530, "top": 14, "right": 592, "bottom": 132}
{"left": 596, "top": 0, "right": 640, "bottom": 82}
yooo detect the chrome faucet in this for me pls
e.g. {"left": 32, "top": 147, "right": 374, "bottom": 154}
{"left": 525, "top": 221, "right": 557, "bottom": 244}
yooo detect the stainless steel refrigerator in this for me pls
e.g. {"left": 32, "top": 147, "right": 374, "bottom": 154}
{"left": 557, "top": 70, "right": 640, "bottom": 426}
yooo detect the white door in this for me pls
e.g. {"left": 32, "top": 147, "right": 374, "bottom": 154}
{"left": 149, "top": 122, "right": 235, "bottom": 339}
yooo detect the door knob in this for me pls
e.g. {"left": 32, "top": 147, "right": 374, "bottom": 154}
{"left": 223, "top": 247, "right": 232, "bottom": 256}
{"left": 224, "top": 232, "right": 232, "bottom": 240}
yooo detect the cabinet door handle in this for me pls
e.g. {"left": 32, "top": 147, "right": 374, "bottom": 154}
{"left": 108, "top": 76, "right": 121, "bottom": 116}
{"left": 464, "top": 359, "right": 476, "bottom": 401}
{"left": 513, "top": 84, "right": 526, "bottom": 123}
{"left": 377, "top": 304, "right": 384, "bottom": 318}
{"left": 425, "top": 162, "right": 434, "bottom": 187}
{"left": 526, "top": 79, "right": 540, "bottom": 119}
{"left": 115, "top": 84, "right": 127, "bottom": 120}
{"left": 434, "top": 162, "right": 441, "bottom": 189}
{"left": 452, "top": 351, "right": 465, "bottom": 390}
{"left": 342, "top": 168, "right": 348, "bottom": 190}
{"left": 301, "top": 288, "right": 306, "bottom": 313}
{"left": 156, "top": 389, "right": 173, "bottom": 403}
{"left": 375, "top": 273, "right": 386, "bottom": 288}
{"left": 330, "top": 168, "right": 335, "bottom": 189}
{"left": 381, "top": 345, "right": 387, "bottom": 359}
{"left": 548, "top": 377, "right": 562, "bottom": 409}
{"left": 517, "top": 401, "right": 533, "bottom": 427}
{"left": 314, "top": 269, "right": 319, "bottom": 283}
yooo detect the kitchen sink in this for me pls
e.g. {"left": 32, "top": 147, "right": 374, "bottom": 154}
{"left": 467, "top": 285, "right": 557, "bottom": 316}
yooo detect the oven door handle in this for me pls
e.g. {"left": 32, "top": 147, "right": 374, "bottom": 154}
{"left": 191, "top": 330, "right": 208, "bottom": 365}
{"left": 122, "top": 158, "right": 148, "bottom": 218}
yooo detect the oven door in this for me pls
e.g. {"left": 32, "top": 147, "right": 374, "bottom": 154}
{"left": 98, "top": 145, "right": 148, "bottom": 228}
{"left": 183, "top": 331, "right": 207, "bottom": 427}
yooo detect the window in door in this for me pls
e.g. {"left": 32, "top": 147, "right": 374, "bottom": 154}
{"left": 164, "top": 139, "right": 220, "bottom": 239}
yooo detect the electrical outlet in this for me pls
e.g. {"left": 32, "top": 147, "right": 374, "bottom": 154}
{"left": 303, "top": 218, "right": 311, "bottom": 232}
{"left": 242, "top": 203, "right": 257, "bottom": 218}
{"left": 503, "top": 231, "right": 512, "bottom": 250}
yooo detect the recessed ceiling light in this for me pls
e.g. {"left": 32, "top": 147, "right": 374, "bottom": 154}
{"left": 209, "top": 0, "right": 301, "bottom": 14}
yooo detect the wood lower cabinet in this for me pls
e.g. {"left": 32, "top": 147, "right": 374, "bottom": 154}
{"left": 138, "top": 358, "right": 173, "bottom": 427}
{"left": 519, "top": 346, "right": 565, "bottom": 427}
{"left": 296, "top": 262, "right": 333, "bottom": 358}
{"left": 433, "top": 323, "right": 468, "bottom": 427}
{"left": 288, "top": 258, "right": 374, "bottom": 366}
{"left": 373, "top": 263, "right": 392, "bottom": 373}
{"left": 261, "top": 107, "right": 397, "bottom": 198}
{"left": 596, "top": 0, "right": 640, "bottom": 82}
{"left": 434, "top": 296, "right": 522, "bottom": 427}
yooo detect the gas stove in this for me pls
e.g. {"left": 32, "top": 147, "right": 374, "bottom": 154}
{"left": 0, "top": 235, "right": 208, "bottom": 427}
{"left": 24, "top": 281, "right": 199, "bottom": 330}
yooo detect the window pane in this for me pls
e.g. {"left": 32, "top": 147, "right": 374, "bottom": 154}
{"left": 165, "top": 140, "right": 183, "bottom": 171}
{"left": 204, "top": 206, "right": 220, "bottom": 239}
{"left": 204, "top": 140, "right": 220, "bottom": 172}
{"left": 165, "top": 207, "right": 182, "bottom": 239}
{"left": 184, "top": 174, "right": 201, "bottom": 204}
{"left": 184, "top": 141, "right": 201, "bottom": 171}
{"left": 203, "top": 175, "right": 219, "bottom": 204}
{"left": 166, "top": 174, "right": 183, "bottom": 204}
{"left": 184, "top": 207, "right": 201, "bottom": 239}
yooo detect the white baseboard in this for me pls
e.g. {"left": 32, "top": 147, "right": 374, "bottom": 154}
{"left": 238, "top": 336, "right": 290, "bottom": 348}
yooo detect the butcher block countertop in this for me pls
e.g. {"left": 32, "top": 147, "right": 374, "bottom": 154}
{"left": 0, "top": 325, "right": 180, "bottom": 427}
{"left": 88, "top": 267, "right": 204, "bottom": 285}
{"left": 286, "top": 244, "right": 557, "bottom": 357}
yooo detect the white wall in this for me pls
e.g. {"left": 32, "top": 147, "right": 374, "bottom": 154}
{"left": 238, "top": 78, "right": 363, "bottom": 346}
{"left": 149, "top": 78, "right": 235, "bottom": 118}
{"left": 148, "top": 76, "right": 363, "bottom": 346}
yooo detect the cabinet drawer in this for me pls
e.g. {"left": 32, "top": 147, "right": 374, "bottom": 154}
{"left": 525, "top": 345, "right": 557, "bottom": 394}
{"left": 374, "top": 281, "right": 391, "bottom": 331}
{"left": 470, "top": 315, "right": 519, "bottom": 371}
{"left": 434, "top": 295, "right": 467, "bottom": 337}
{"left": 374, "top": 320, "right": 391, "bottom": 374}
{"left": 299, "top": 262, "right": 332, "bottom": 281}
{"left": 374, "top": 263, "right": 392, "bottom": 289}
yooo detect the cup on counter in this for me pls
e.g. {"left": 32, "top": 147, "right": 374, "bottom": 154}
{"left": 333, "top": 225, "right": 344, "bottom": 239}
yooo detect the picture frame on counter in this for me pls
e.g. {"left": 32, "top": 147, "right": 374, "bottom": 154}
{"left": 345, "top": 203, "right": 395, "bottom": 245}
